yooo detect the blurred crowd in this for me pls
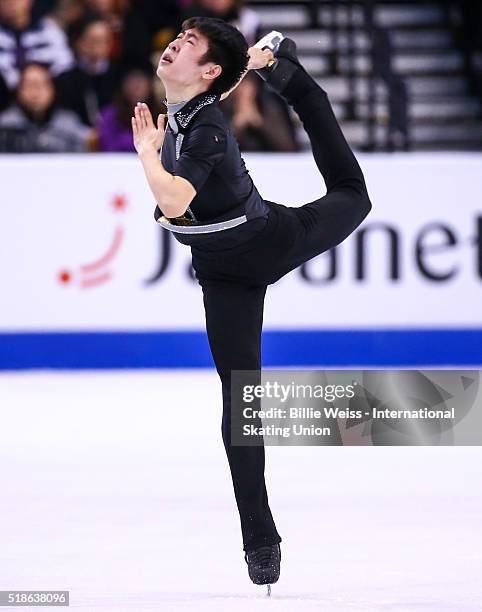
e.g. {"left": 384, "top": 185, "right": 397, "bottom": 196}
{"left": 0, "top": 0, "right": 299, "bottom": 153}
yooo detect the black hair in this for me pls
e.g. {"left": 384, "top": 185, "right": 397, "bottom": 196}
{"left": 181, "top": 16, "right": 249, "bottom": 95}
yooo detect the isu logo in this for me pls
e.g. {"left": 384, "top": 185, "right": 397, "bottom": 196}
{"left": 57, "top": 194, "right": 127, "bottom": 288}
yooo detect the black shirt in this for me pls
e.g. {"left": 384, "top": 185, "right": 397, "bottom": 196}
{"left": 154, "top": 90, "right": 270, "bottom": 245}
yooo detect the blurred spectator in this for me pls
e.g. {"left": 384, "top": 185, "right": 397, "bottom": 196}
{"left": 0, "top": 0, "right": 74, "bottom": 90}
{"left": 55, "top": 15, "right": 119, "bottom": 126}
{"left": 32, "top": 0, "right": 58, "bottom": 20}
{"left": 81, "top": 0, "right": 126, "bottom": 59}
{"left": 183, "top": 0, "right": 299, "bottom": 151}
{"left": 184, "top": 0, "right": 259, "bottom": 45}
{"left": 97, "top": 61, "right": 161, "bottom": 152}
{"left": 454, "top": 1, "right": 482, "bottom": 100}
{"left": 122, "top": 0, "right": 181, "bottom": 62}
{"left": 49, "top": 0, "right": 181, "bottom": 65}
{"left": 0, "top": 71, "right": 9, "bottom": 111}
{"left": 50, "top": 0, "right": 127, "bottom": 60}
{"left": 221, "top": 72, "right": 300, "bottom": 152}
{"left": 48, "top": 0, "right": 84, "bottom": 31}
{"left": 0, "top": 62, "right": 91, "bottom": 152}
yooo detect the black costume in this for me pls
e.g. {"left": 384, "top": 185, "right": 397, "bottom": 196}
{"left": 154, "top": 66, "right": 372, "bottom": 552}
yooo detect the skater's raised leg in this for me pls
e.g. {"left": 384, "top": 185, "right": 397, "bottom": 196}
{"left": 258, "top": 36, "right": 373, "bottom": 266}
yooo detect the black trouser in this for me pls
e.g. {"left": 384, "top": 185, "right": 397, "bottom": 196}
{"left": 191, "top": 74, "right": 372, "bottom": 552}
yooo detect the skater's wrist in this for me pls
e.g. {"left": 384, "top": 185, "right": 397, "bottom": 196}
{"left": 138, "top": 145, "right": 158, "bottom": 160}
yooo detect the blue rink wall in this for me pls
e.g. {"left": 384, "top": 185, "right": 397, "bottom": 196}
{"left": 1, "top": 153, "right": 482, "bottom": 370}
{"left": 1, "top": 329, "right": 482, "bottom": 369}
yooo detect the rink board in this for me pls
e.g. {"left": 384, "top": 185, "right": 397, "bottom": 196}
{"left": 0, "top": 153, "right": 481, "bottom": 368}
{"left": 0, "top": 329, "right": 482, "bottom": 369}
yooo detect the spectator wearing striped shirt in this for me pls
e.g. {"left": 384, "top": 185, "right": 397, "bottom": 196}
{"left": 0, "top": 0, "right": 74, "bottom": 90}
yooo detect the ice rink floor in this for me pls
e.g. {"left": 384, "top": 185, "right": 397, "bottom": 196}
{"left": 0, "top": 370, "right": 481, "bottom": 611}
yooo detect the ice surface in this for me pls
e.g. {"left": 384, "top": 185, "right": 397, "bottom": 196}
{"left": 0, "top": 370, "right": 481, "bottom": 611}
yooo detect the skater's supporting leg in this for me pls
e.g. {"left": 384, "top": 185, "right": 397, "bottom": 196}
{"left": 200, "top": 281, "right": 281, "bottom": 552}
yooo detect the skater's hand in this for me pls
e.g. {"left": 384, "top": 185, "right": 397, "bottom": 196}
{"left": 247, "top": 47, "right": 274, "bottom": 70}
{"left": 132, "top": 102, "right": 166, "bottom": 155}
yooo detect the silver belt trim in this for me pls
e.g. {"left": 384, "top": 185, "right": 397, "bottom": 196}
{"left": 156, "top": 214, "right": 248, "bottom": 234}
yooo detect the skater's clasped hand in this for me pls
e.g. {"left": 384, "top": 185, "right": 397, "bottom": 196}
{"left": 247, "top": 47, "right": 275, "bottom": 71}
{"left": 132, "top": 102, "right": 167, "bottom": 156}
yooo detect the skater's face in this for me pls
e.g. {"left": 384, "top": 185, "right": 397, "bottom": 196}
{"left": 157, "top": 28, "right": 222, "bottom": 92}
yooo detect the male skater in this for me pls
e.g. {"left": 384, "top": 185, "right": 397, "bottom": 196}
{"left": 132, "top": 17, "right": 372, "bottom": 590}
